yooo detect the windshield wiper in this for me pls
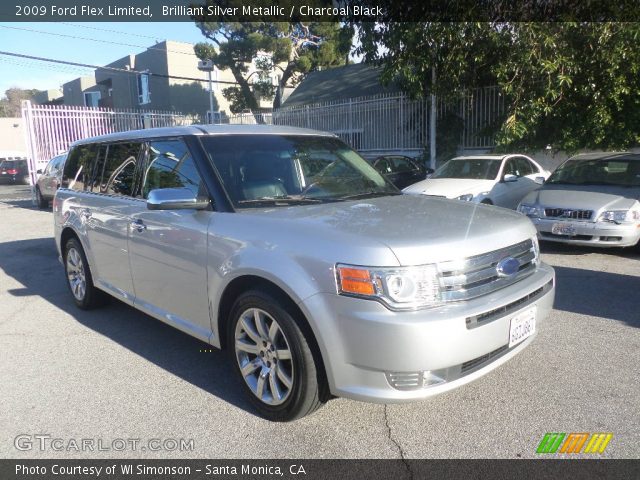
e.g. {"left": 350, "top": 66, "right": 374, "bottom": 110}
{"left": 338, "top": 191, "right": 401, "bottom": 201}
{"left": 237, "top": 196, "right": 323, "bottom": 207}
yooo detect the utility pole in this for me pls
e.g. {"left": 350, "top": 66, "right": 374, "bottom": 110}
{"left": 198, "top": 60, "right": 215, "bottom": 123}
{"left": 429, "top": 66, "right": 437, "bottom": 170}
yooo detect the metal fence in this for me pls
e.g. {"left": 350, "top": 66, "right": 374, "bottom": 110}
{"left": 21, "top": 101, "right": 199, "bottom": 185}
{"left": 217, "top": 87, "right": 505, "bottom": 154}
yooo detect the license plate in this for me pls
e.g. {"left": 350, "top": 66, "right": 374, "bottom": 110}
{"left": 509, "top": 307, "right": 536, "bottom": 348}
{"left": 551, "top": 222, "right": 576, "bottom": 236}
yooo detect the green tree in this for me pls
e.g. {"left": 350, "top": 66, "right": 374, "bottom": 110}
{"left": 0, "top": 88, "right": 39, "bottom": 117}
{"left": 357, "top": 22, "right": 640, "bottom": 152}
{"left": 193, "top": 7, "right": 353, "bottom": 113}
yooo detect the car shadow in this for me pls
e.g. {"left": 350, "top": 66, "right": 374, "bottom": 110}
{"left": 0, "top": 237, "right": 256, "bottom": 416}
{"left": 552, "top": 265, "right": 640, "bottom": 328}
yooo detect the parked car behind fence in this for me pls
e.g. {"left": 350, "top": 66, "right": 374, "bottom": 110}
{"left": 36, "top": 153, "right": 67, "bottom": 209}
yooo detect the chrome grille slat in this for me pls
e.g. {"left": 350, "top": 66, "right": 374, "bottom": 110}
{"left": 439, "top": 239, "right": 532, "bottom": 274}
{"left": 438, "top": 239, "right": 537, "bottom": 301}
{"left": 544, "top": 207, "right": 593, "bottom": 220}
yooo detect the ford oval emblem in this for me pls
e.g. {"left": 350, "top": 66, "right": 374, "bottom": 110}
{"left": 496, "top": 257, "right": 520, "bottom": 278}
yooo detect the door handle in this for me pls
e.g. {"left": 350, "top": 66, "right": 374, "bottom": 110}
{"left": 130, "top": 219, "right": 147, "bottom": 232}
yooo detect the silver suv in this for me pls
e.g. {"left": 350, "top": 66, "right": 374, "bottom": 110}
{"left": 53, "top": 125, "right": 555, "bottom": 421}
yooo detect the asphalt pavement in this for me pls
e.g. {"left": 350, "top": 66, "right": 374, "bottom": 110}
{"left": 0, "top": 184, "right": 638, "bottom": 459}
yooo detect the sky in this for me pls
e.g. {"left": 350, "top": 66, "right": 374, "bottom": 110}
{"left": 0, "top": 22, "right": 208, "bottom": 94}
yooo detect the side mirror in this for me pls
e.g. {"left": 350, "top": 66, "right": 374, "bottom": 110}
{"left": 503, "top": 173, "right": 518, "bottom": 183}
{"left": 36, "top": 169, "right": 42, "bottom": 174}
{"left": 534, "top": 176, "right": 545, "bottom": 185}
{"left": 425, "top": 168, "right": 435, "bottom": 175}
{"left": 146, "top": 187, "right": 210, "bottom": 211}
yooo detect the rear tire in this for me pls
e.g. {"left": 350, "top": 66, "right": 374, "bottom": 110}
{"left": 36, "top": 187, "right": 48, "bottom": 209}
{"left": 63, "top": 237, "right": 107, "bottom": 310}
{"left": 481, "top": 199, "right": 494, "bottom": 205}
{"left": 227, "top": 289, "right": 323, "bottom": 421}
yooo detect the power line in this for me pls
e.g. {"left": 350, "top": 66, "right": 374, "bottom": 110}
{"left": 60, "top": 22, "right": 177, "bottom": 42}
{"left": 0, "top": 50, "right": 238, "bottom": 86}
{"left": 0, "top": 25, "right": 200, "bottom": 57}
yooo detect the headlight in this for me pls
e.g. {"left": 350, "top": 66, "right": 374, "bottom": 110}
{"left": 336, "top": 264, "right": 441, "bottom": 310}
{"left": 517, "top": 203, "right": 543, "bottom": 217}
{"left": 597, "top": 209, "right": 640, "bottom": 224}
{"left": 456, "top": 193, "right": 474, "bottom": 201}
{"left": 531, "top": 236, "right": 541, "bottom": 266}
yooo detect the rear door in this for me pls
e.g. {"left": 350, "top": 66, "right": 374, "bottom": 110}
{"left": 127, "top": 138, "right": 212, "bottom": 341}
{"left": 82, "top": 141, "right": 143, "bottom": 303}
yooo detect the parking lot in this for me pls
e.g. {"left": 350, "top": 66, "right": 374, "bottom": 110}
{"left": 0, "top": 184, "right": 638, "bottom": 459}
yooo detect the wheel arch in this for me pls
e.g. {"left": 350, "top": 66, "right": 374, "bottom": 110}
{"left": 216, "top": 274, "right": 330, "bottom": 400}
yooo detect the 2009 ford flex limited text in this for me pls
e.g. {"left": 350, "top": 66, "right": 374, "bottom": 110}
{"left": 53, "top": 125, "right": 555, "bottom": 421}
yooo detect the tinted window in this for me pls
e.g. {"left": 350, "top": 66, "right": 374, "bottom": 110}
{"left": 389, "top": 156, "right": 417, "bottom": 173}
{"left": 95, "top": 143, "right": 141, "bottom": 196}
{"left": 142, "top": 139, "right": 205, "bottom": 199}
{"left": 433, "top": 158, "right": 502, "bottom": 180}
{"left": 514, "top": 157, "right": 534, "bottom": 176}
{"left": 547, "top": 156, "right": 640, "bottom": 186}
{"left": 62, "top": 145, "right": 98, "bottom": 191}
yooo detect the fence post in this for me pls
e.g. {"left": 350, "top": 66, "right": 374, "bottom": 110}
{"left": 20, "top": 100, "right": 39, "bottom": 204}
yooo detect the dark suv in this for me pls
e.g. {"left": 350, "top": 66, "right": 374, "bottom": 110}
{"left": 0, "top": 159, "right": 29, "bottom": 184}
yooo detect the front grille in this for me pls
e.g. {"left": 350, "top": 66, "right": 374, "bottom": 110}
{"left": 438, "top": 239, "right": 537, "bottom": 302}
{"left": 544, "top": 207, "right": 593, "bottom": 220}
{"left": 461, "top": 345, "right": 509, "bottom": 374}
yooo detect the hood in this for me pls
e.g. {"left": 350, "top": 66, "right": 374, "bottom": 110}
{"left": 521, "top": 184, "right": 640, "bottom": 212}
{"left": 403, "top": 178, "right": 496, "bottom": 199}
{"left": 239, "top": 194, "right": 535, "bottom": 265}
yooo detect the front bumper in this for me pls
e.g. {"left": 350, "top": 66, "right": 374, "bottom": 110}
{"left": 531, "top": 217, "right": 640, "bottom": 247}
{"left": 300, "top": 263, "right": 555, "bottom": 403}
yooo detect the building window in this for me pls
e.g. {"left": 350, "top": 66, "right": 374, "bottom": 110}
{"left": 137, "top": 72, "right": 151, "bottom": 105}
{"left": 83, "top": 91, "right": 101, "bottom": 107}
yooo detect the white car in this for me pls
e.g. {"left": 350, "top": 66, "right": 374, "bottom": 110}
{"left": 403, "top": 154, "right": 551, "bottom": 209}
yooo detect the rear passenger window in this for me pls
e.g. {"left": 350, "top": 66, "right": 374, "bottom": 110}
{"left": 62, "top": 145, "right": 98, "bottom": 191}
{"left": 142, "top": 139, "right": 205, "bottom": 199}
{"left": 95, "top": 142, "right": 142, "bottom": 196}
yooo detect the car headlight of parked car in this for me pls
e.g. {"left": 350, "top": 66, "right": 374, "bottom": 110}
{"left": 597, "top": 207, "right": 640, "bottom": 224}
{"left": 336, "top": 264, "right": 441, "bottom": 310}
{"left": 517, "top": 203, "right": 544, "bottom": 218}
{"left": 456, "top": 193, "right": 474, "bottom": 201}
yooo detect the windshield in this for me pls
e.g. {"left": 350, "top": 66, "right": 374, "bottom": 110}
{"left": 201, "top": 135, "right": 399, "bottom": 208}
{"left": 432, "top": 158, "right": 502, "bottom": 180}
{"left": 547, "top": 157, "right": 640, "bottom": 187}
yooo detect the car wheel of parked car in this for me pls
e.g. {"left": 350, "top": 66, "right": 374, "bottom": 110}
{"left": 64, "top": 238, "right": 106, "bottom": 310}
{"left": 35, "top": 187, "right": 48, "bottom": 209}
{"left": 228, "top": 289, "right": 323, "bottom": 421}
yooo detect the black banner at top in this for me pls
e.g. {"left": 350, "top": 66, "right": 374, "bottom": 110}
{"left": 2, "top": 0, "right": 640, "bottom": 22}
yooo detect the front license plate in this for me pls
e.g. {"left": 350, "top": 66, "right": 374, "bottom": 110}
{"left": 509, "top": 307, "right": 536, "bottom": 348}
{"left": 551, "top": 222, "right": 577, "bottom": 236}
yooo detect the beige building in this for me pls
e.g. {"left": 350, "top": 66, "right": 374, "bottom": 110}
{"left": 61, "top": 40, "right": 244, "bottom": 118}
{"left": 0, "top": 118, "right": 27, "bottom": 154}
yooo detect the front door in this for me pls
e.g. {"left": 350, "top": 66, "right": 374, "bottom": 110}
{"left": 128, "top": 138, "right": 212, "bottom": 342}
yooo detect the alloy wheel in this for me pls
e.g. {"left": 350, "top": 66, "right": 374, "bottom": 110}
{"left": 234, "top": 308, "right": 294, "bottom": 406}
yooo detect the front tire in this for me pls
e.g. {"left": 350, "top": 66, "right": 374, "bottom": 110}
{"left": 36, "top": 187, "right": 48, "bottom": 209}
{"left": 63, "top": 237, "right": 107, "bottom": 310}
{"left": 228, "top": 290, "right": 323, "bottom": 421}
